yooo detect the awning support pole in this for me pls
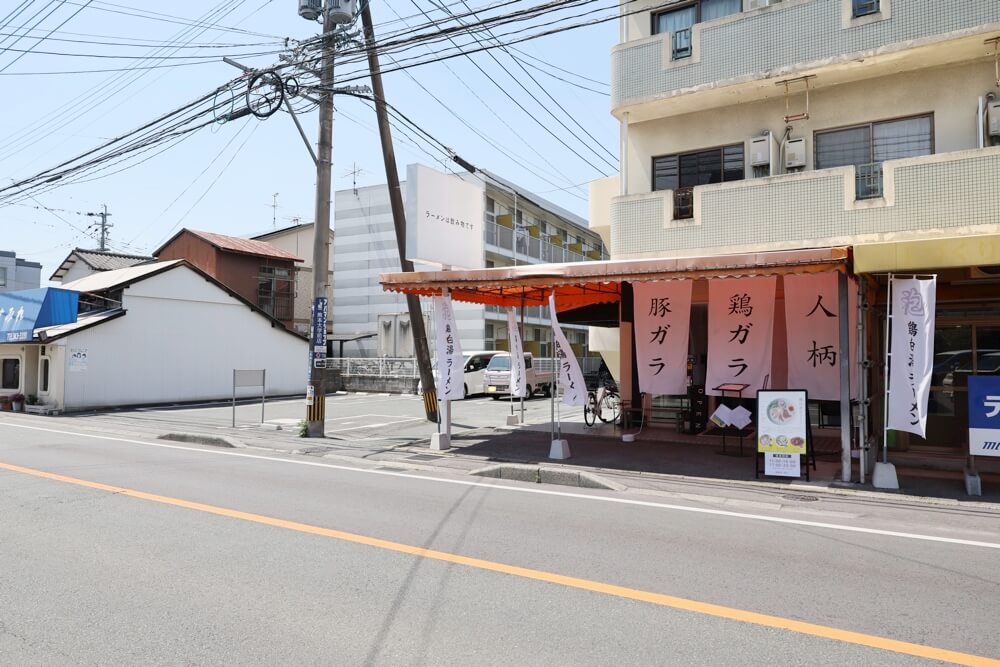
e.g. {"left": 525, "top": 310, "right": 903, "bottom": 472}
{"left": 838, "top": 270, "right": 851, "bottom": 482}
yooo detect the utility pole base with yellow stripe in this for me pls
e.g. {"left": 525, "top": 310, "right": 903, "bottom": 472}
{"left": 307, "top": 383, "right": 326, "bottom": 436}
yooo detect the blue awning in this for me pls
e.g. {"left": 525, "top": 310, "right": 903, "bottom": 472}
{"left": 0, "top": 288, "right": 79, "bottom": 343}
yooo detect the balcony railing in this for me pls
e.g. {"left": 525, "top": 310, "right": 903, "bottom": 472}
{"left": 484, "top": 220, "right": 598, "bottom": 263}
{"left": 855, "top": 162, "right": 883, "bottom": 200}
{"left": 611, "top": 0, "right": 1000, "bottom": 114}
{"left": 852, "top": 0, "right": 880, "bottom": 17}
{"left": 609, "top": 148, "right": 1000, "bottom": 258}
{"left": 673, "top": 187, "right": 694, "bottom": 219}
{"left": 671, "top": 28, "right": 692, "bottom": 60}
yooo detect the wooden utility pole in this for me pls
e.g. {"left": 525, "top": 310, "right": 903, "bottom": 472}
{"left": 360, "top": 3, "right": 439, "bottom": 423}
{"left": 305, "top": 9, "right": 336, "bottom": 437}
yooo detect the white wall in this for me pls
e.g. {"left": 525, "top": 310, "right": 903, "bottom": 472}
{"left": 58, "top": 261, "right": 98, "bottom": 284}
{"left": 60, "top": 266, "right": 307, "bottom": 410}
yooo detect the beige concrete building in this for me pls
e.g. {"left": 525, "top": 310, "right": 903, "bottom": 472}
{"left": 590, "top": 0, "right": 1000, "bottom": 462}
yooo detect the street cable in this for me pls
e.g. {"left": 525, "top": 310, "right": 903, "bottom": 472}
{"left": 0, "top": 0, "right": 61, "bottom": 57}
{"left": 0, "top": 0, "right": 93, "bottom": 75}
{"left": 0, "top": 0, "right": 253, "bottom": 161}
{"left": 378, "top": 2, "right": 588, "bottom": 197}
{"left": 401, "top": 0, "right": 612, "bottom": 175}
{"left": 439, "top": 0, "right": 617, "bottom": 166}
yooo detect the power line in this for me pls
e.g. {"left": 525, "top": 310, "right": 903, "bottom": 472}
{"left": 378, "top": 2, "right": 588, "bottom": 197}
{"left": 403, "top": 0, "right": 613, "bottom": 175}
{"left": 57, "top": 0, "right": 282, "bottom": 39}
{"left": 441, "top": 0, "right": 616, "bottom": 164}
{"left": 0, "top": 0, "right": 94, "bottom": 75}
{"left": 0, "top": 0, "right": 253, "bottom": 162}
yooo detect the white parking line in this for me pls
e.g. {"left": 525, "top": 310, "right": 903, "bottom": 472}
{"left": 1, "top": 421, "right": 998, "bottom": 550}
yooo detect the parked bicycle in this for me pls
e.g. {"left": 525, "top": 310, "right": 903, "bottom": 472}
{"left": 584, "top": 384, "right": 621, "bottom": 426}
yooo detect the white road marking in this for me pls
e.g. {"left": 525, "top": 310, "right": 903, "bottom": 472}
{"left": 1, "top": 421, "right": 998, "bottom": 550}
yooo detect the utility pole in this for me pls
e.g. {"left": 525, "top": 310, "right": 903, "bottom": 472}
{"left": 361, "top": 3, "right": 439, "bottom": 423}
{"left": 85, "top": 204, "right": 112, "bottom": 251}
{"left": 305, "top": 7, "right": 337, "bottom": 437}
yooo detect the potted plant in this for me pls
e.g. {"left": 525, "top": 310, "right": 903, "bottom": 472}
{"left": 24, "top": 395, "right": 50, "bottom": 415}
{"left": 11, "top": 393, "right": 25, "bottom": 412}
{"left": 0, "top": 395, "right": 11, "bottom": 411}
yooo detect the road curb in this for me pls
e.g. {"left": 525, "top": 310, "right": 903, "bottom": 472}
{"left": 158, "top": 432, "right": 246, "bottom": 449}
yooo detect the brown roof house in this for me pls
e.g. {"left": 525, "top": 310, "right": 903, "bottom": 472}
{"left": 154, "top": 229, "right": 303, "bottom": 328}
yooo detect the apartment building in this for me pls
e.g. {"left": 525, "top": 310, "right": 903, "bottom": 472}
{"left": 0, "top": 250, "right": 41, "bottom": 293}
{"left": 333, "top": 171, "right": 608, "bottom": 359}
{"left": 589, "top": 0, "right": 1000, "bottom": 458}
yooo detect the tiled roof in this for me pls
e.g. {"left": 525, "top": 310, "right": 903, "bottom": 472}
{"left": 186, "top": 229, "right": 303, "bottom": 261}
{"left": 75, "top": 249, "right": 153, "bottom": 271}
{"left": 50, "top": 248, "right": 153, "bottom": 281}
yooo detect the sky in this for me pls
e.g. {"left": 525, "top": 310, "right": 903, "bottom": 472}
{"left": 0, "top": 0, "right": 619, "bottom": 281}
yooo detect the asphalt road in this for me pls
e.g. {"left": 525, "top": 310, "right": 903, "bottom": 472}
{"left": 2, "top": 418, "right": 999, "bottom": 666}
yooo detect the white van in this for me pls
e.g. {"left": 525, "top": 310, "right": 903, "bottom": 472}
{"left": 419, "top": 351, "right": 500, "bottom": 398}
{"left": 461, "top": 351, "right": 500, "bottom": 398}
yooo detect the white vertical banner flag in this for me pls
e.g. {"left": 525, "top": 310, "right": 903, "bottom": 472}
{"left": 783, "top": 272, "right": 858, "bottom": 401}
{"left": 506, "top": 308, "right": 527, "bottom": 398}
{"left": 549, "top": 293, "right": 587, "bottom": 406}
{"left": 433, "top": 293, "right": 464, "bottom": 402}
{"left": 633, "top": 280, "right": 693, "bottom": 395}
{"left": 706, "top": 276, "right": 777, "bottom": 396}
{"left": 887, "top": 277, "right": 936, "bottom": 437}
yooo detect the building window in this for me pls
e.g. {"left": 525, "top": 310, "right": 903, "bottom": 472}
{"left": 653, "top": 0, "right": 741, "bottom": 58}
{"left": 0, "top": 267, "right": 6, "bottom": 287}
{"left": 1, "top": 358, "right": 20, "bottom": 390}
{"left": 852, "top": 0, "right": 879, "bottom": 17}
{"left": 815, "top": 114, "right": 932, "bottom": 199}
{"left": 653, "top": 144, "right": 744, "bottom": 219}
{"left": 258, "top": 266, "right": 295, "bottom": 321}
{"left": 39, "top": 357, "right": 50, "bottom": 393}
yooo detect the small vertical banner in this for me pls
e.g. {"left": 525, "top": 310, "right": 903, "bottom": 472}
{"left": 783, "top": 272, "right": 857, "bottom": 401}
{"left": 506, "top": 308, "right": 527, "bottom": 398}
{"left": 433, "top": 292, "right": 464, "bottom": 402}
{"left": 887, "top": 276, "right": 936, "bottom": 437}
{"left": 549, "top": 293, "right": 587, "bottom": 406}
{"left": 632, "top": 280, "right": 693, "bottom": 395}
{"left": 706, "top": 276, "right": 777, "bottom": 395}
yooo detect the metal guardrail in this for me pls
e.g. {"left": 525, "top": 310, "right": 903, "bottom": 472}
{"left": 672, "top": 28, "right": 692, "bottom": 60}
{"left": 324, "top": 356, "right": 603, "bottom": 377}
{"left": 852, "top": 0, "right": 880, "bottom": 17}
{"left": 324, "top": 357, "right": 419, "bottom": 377}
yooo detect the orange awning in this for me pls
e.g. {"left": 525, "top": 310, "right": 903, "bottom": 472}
{"left": 380, "top": 247, "right": 850, "bottom": 311}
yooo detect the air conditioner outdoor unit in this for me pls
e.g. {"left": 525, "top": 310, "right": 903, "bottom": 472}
{"left": 785, "top": 138, "right": 806, "bottom": 170}
{"left": 746, "top": 0, "right": 778, "bottom": 10}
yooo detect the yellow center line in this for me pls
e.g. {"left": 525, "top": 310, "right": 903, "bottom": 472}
{"left": 2, "top": 460, "right": 997, "bottom": 667}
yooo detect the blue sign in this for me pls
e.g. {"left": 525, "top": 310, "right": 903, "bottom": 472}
{"left": 0, "top": 288, "right": 79, "bottom": 343}
{"left": 311, "top": 297, "right": 328, "bottom": 369}
{"left": 968, "top": 375, "right": 1000, "bottom": 457}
